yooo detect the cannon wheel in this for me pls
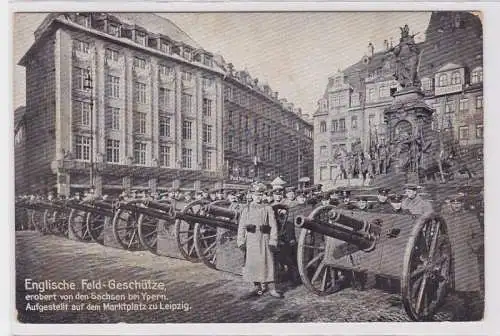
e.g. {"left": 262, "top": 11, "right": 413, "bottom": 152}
{"left": 43, "top": 209, "right": 57, "bottom": 234}
{"left": 401, "top": 213, "right": 452, "bottom": 321}
{"left": 87, "top": 212, "right": 108, "bottom": 245}
{"left": 297, "top": 205, "right": 346, "bottom": 296}
{"left": 51, "top": 209, "right": 70, "bottom": 237}
{"left": 193, "top": 200, "right": 231, "bottom": 269}
{"left": 31, "top": 210, "right": 44, "bottom": 233}
{"left": 174, "top": 200, "right": 210, "bottom": 262}
{"left": 137, "top": 213, "right": 160, "bottom": 254}
{"left": 68, "top": 209, "right": 92, "bottom": 242}
{"left": 112, "top": 202, "right": 143, "bottom": 250}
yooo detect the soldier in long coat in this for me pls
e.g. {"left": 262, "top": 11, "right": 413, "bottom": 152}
{"left": 237, "top": 185, "right": 282, "bottom": 298}
{"left": 401, "top": 184, "right": 433, "bottom": 215}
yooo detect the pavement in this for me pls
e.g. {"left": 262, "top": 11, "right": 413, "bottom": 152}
{"left": 15, "top": 231, "right": 483, "bottom": 323}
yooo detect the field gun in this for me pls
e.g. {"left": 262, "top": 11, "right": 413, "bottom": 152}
{"left": 294, "top": 202, "right": 483, "bottom": 321}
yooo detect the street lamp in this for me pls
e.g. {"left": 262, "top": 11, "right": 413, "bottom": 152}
{"left": 83, "top": 67, "right": 94, "bottom": 190}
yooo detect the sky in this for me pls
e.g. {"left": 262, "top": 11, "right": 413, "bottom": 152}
{"left": 12, "top": 12, "right": 431, "bottom": 115}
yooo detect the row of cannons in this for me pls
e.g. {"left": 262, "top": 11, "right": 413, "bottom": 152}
{"left": 15, "top": 190, "right": 484, "bottom": 322}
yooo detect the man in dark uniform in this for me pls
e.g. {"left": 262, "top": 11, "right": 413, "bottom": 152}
{"left": 355, "top": 196, "right": 371, "bottom": 211}
{"left": 337, "top": 189, "right": 356, "bottom": 210}
{"left": 401, "top": 184, "right": 433, "bottom": 215}
{"left": 283, "top": 187, "right": 297, "bottom": 207}
{"left": 370, "top": 188, "right": 395, "bottom": 213}
{"left": 272, "top": 188, "right": 284, "bottom": 204}
{"left": 389, "top": 194, "right": 405, "bottom": 212}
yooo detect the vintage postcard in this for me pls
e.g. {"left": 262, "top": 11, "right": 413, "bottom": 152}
{"left": 12, "top": 7, "right": 487, "bottom": 331}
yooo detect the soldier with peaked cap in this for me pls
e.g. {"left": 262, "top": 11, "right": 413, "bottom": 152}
{"left": 401, "top": 184, "right": 433, "bottom": 215}
{"left": 371, "top": 187, "right": 395, "bottom": 213}
{"left": 282, "top": 187, "right": 298, "bottom": 207}
{"left": 272, "top": 188, "right": 284, "bottom": 204}
{"left": 237, "top": 183, "right": 282, "bottom": 298}
{"left": 355, "top": 196, "right": 371, "bottom": 211}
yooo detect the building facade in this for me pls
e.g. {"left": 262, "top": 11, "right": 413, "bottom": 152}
{"left": 314, "top": 11, "right": 483, "bottom": 187}
{"left": 14, "top": 106, "right": 27, "bottom": 195}
{"left": 222, "top": 67, "right": 313, "bottom": 187}
{"left": 18, "top": 12, "right": 313, "bottom": 195}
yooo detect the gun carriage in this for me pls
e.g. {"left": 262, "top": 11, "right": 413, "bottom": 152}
{"left": 66, "top": 198, "right": 116, "bottom": 243}
{"left": 294, "top": 186, "right": 483, "bottom": 321}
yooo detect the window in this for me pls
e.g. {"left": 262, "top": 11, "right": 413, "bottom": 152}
{"left": 451, "top": 71, "right": 461, "bottom": 85}
{"left": 74, "top": 135, "right": 90, "bottom": 161}
{"left": 105, "top": 48, "right": 119, "bottom": 63}
{"left": 135, "top": 82, "right": 147, "bottom": 104}
{"left": 203, "top": 98, "right": 212, "bottom": 117}
{"left": 106, "top": 139, "right": 120, "bottom": 163}
{"left": 228, "top": 110, "right": 234, "bottom": 124}
{"left": 227, "top": 135, "right": 233, "bottom": 149}
{"left": 224, "top": 86, "right": 233, "bottom": 100}
{"left": 106, "top": 75, "right": 120, "bottom": 98}
{"left": 134, "top": 112, "right": 147, "bottom": 134}
{"left": 203, "top": 124, "right": 213, "bottom": 143}
{"left": 159, "top": 88, "right": 171, "bottom": 109}
{"left": 74, "top": 40, "right": 89, "bottom": 53}
{"left": 421, "top": 78, "right": 432, "bottom": 91}
{"left": 320, "top": 146, "right": 327, "bottom": 157}
{"left": 134, "top": 142, "right": 147, "bottom": 165}
{"left": 183, "top": 48, "right": 192, "bottom": 61}
{"left": 203, "top": 55, "right": 213, "bottom": 67}
{"left": 476, "top": 125, "right": 483, "bottom": 139}
{"left": 136, "top": 31, "right": 147, "bottom": 46}
{"left": 351, "top": 116, "right": 358, "bottom": 129}
{"left": 475, "top": 95, "right": 483, "bottom": 109}
{"left": 182, "top": 148, "right": 192, "bottom": 168}
{"left": 319, "top": 121, "right": 327, "bottom": 133}
{"left": 181, "top": 93, "right": 192, "bottom": 113}
{"left": 368, "top": 114, "right": 375, "bottom": 126}
{"left": 108, "top": 23, "right": 120, "bottom": 37}
{"left": 74, "top": 67, "right": 87, "bottom": 90}
{"left": 320, "top": 167, "right": 328, "bottom": 181}
{"left": 245, "top": 116, "right": 250, "bottom": 130}
{"left": 108, "top": 107, "right": 120, "bottom": 130}
{"left": 159, "top": 64, "right": 172, "bottom": 76}
{"left": 74, "top": 101, "right": 91, "bottom": 126}
{"left": 368, "top": 88, "right": 376, "bottom": 102}
{"left": 202, "top": 77, "right": 214, "bottom": 90}
{"left": 182, "top": 120, "right": 193, "bottom": 140}
{"left": 459, "top": 126, "right": 469, "bottom": 140}
{"left": 379, "top": 85, "right": 389, "bottom": 98}
{"left": 181, "top": 71, "right": 192, "bottom": 81}
{"left": 203, "top": 151, "right": 213, "bottom": 170}
{"left": 459, "top": 99, "right": 469, "bottom": 112}
{"left": 339, "top": 118, "right": 346, "bottom": 131}
{"left": 133, "top": 57, "right": 146, "bottom": 69}
{"left": 331, "top": 120, "right": 339, "bottom": 132}
{"left": 160, "top": 41, "right": 171, "bottom": 54}
{"left": 159, "top": 116, "right": 171, "bottom": 137}
{"left": 254, "top": 120, "right": 258, "bottom": 134}
{"left": 471, "top": 67, "right": 483, "bottom": 84}
{"left": 159, "top": 145, "right": 171, "bottom": 167}
{"left": 445, "top": 101, "right": 455, "bottom": 113}
{"left": 438, "top": 73, "right": 448, "bottom": 87}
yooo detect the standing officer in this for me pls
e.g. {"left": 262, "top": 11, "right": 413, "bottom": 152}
{"left": 237, "top": 183, "right": 282, "bottom": 298}
{"left": 401, "top": 184, "right": 433, "bottom": 215}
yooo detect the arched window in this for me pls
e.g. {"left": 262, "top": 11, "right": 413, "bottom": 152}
{"left": 319, "top": 121, "right": 327, "bottom": 133}
{"left": 439, "top": 73, "right": 448, "bottom": 87}
{"left": 451, "top": 71, "right": 461, "bottom": 85}
{"left": 471, "top": 67, "right": 483, "bottom": 84}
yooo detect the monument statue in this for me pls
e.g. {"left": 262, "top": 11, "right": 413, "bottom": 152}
{"left": 387, "top": 24, "right": 421, "bottom": 89}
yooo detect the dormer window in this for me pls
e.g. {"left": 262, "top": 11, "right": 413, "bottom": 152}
{"left": 108, "top": 23, "right": 120, "bottom": 37}
{"left": 203, "top": 55, "right": 213, "bottom": 67}
{"left": 136, "top": 31, "right": 147, "bottom": 46}
{"left": 183, "top": 48, "right": 192, "bottom": 61}
{"left": 471, "top": 67, "right": 483, "bottom": 84}
{"left": 438, "top": 73, "right": 448, "bottom": 87}
{"left": 451, "top": 71, "right": 462, "bottom": 85}
{"left": 160, "top": 41, "right": 171, "bottom": 54}
{"left": 76, "top": 14, "right": 91, "bottom": 28}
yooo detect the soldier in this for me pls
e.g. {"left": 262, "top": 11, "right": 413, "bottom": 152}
{"left": 296, "top": 191, "right": 306, "bottom": 205}
{"left": 401, "top": 184, "right": 433, "bottom": 215}
{"left": 337, "top": 189, "right": 356, "bottom": 210}
{"left": 321, "top": 192, "right": 331, "bottom": 206}
{"left": 328, "top": 190, "right": 341, "bottom": 206}
{"left": 355, "top": 196, "right": 370, "bottom": 211}
{"left": 272, "top": 188, "right": 284, "bottom": 204}
{"left": 184, "top": 191, "right": 193, "bottom": 203}
{"left": 237, "top": 184, "right": 282, "bottom": 298}
{"left": 371, "top": 188, "right": 394, "bottom": 213}
{"left": 283, "top": 187, "right": 297, "bottom": 207}
{"left": 389, "top": 194, "right": 405, "bottom": 212}
{"left": 216, "top": 189, "right": 225, "bottom": 201}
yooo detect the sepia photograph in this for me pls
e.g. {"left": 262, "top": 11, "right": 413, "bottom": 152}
{"left": 12, "top": 9, "right": 484, "bottom": 325}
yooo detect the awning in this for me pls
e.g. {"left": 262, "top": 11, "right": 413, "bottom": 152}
{"left": 298, "top": 177, "right": 311, "bottom": 183}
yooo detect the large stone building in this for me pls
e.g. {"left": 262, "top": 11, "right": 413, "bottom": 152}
{"left": 17, "top": 12, "right": 312, "bottom": 195}
{"left": 14, "top": 106, "right": 27, "bottom": 195}
{"left": 222, "top": 65, "right": 313, "bottom": 187}
{"left": 314, "top": 11, "right": 483, "bottom": 187}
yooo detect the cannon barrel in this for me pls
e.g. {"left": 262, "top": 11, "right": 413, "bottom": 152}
{"left": 329, "top": 211, "right": 365, "bottom": 231}
{"left": 143, "top": 200, "right": 174, "bottom": 214}
{"left": 206, "top": 204, "right": 239, "bottom": 221}
{"left": 93, "top": 200, "right": 114, "bottom": 211}
{"left": 66, "top": 201, "right": 114, "bottom": 217}
{"left": 176, "top": 212, "right": 238, "bottom": 232}
{"left": 118, "top": 202, "right": 175, "bottom": 221}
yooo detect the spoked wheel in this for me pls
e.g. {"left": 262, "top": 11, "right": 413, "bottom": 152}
{"left": 68, "top": 209, "right": 92, "bottom": 241}
{"left": 112, "top": 206, "right": 142, "bottom": 250}
{"left": 31, "top": 210, "right": 44, "bottom": 233}
{"left": 175, "top": 200, "right": 210, "bottom": 262}
{"left": 137, "top": 214, "right": 160, "bottom": 254}
{"left": 43, "top": 209, "right": 57, "bottom": 235}
{"left": 297, "top": 205, "right": 346, "bottom": 296}
{"left": 87, "top": 212, "right": 108, "bottom": 245}
{"left": 52, "top": 210, "right": 70, "bottom": 237}
{"left": 401, "top": 213, "right": 452, "bottom": 321}
{"left": 193, "top": 200, "right": 231, "bottom": 269}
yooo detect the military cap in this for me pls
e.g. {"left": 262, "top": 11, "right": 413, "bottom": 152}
{"left": 272, "top": 188, "right": 284, "bottom": 195}
{"left": 285, "top": 186, "right": 297, "bottom": 192}
{"left": 403, "top": 184, "right": 421, "bottom": 191}
{"left": 389, "top": 194, "right": 404, "bottom": 202}
{"left": 378, "top": 187, "right": 391, "bottom": 195}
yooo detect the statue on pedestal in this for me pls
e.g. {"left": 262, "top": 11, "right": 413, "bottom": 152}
{"left": 387, "top": 24, "right": 421, "bottom": 89}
